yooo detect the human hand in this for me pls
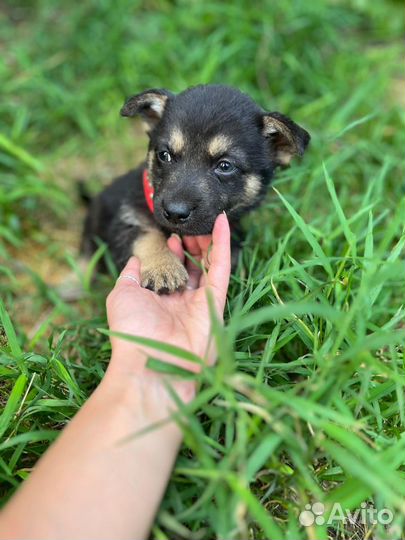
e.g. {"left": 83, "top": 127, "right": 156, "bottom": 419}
{"left": 105, "top": 213, "right": 231, "bottom": 385}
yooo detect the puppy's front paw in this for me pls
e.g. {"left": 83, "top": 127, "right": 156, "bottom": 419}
{"left": 141, "top": 254, "right": 189, "bottom": 294}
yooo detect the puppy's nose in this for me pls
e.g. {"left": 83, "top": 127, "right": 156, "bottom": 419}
{"left": 162, "top": 200, "right": 194, "bottom": 223}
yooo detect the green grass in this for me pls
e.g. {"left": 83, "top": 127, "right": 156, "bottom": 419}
{"left": 1, "top": 0, "right": 404, "bottom": 538}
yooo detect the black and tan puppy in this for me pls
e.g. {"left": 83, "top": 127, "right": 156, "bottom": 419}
{"left": 82, "top": 84, "right": 310, "bottom": 293}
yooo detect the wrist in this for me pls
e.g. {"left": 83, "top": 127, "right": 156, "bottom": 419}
{"left": 103, "top": 353, "right": 197, "bottom": 414}
{"left": 94, "top": 371, "right": 184, "bottom": 455}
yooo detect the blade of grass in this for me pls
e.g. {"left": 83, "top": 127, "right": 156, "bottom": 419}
{"left": 273, "top": 187, "right": 334, "bottom": 279}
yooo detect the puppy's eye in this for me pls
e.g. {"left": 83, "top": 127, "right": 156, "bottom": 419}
{"left": 157, "top": 150, "right": 172, "bottom": 163}
{"left": 216, "top": 160, "right": 235, "bottom": 174}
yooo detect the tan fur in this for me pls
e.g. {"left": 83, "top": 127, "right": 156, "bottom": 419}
{"left": 275, "top": 150, "right": 293, "bottom": 166}
{"left": 132, "top": 229, "right": 188, "bottom": 292}
{"left": 170, "top": 127, "right": 185, "bottom": 153}
{"left": 230, "top": 174, "right": 261, "bottom": 213}
{"left": 263, "top": 116, "right": 293, "bottom": 140}
{"left": 207, "top": 134, "right": 232, "bottom": 157}
{"left": 138, "top": 93, "right": 168, "bottom": 132}
{"left": 244, "top": 174, "right": 261, "bottom": 201}
{"left": 140, "top": 93, "right": 168, "bottom": 116}
{"left": 263, "top": 116, "right": 297, "bottom": 165}
{"left": 142, "top": 120, "right": 151, "bottom": 132}
{"left": 147, "top": 150, "right": 155, "bottom": 174}
{"left": 119, "top": 204, "right": 154, "bottom": 229}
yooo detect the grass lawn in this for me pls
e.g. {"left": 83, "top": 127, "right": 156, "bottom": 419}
{"left": 1, "top": 1, "right": 404, "bottom": 538}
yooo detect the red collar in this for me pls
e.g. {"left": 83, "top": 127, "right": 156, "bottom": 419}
{"left": 143, "top": 169, "right": 154, "bottom": 213}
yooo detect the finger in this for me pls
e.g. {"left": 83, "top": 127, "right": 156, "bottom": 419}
{"left": 206, "top": 213, "right": 231, "bottom": 311}
{"left": 183, "top": 236, "right": 203, "bottom": 289}
{"left": 183, "top": 235, "right": 201, "bottom": 257}
{"left": 195, "top": 235, "right": 212, "bottom": 254}
{"left": 115, "top": 257, "right": 141, "bottom": 289}
{"left": 198, "top": 272, "right": 207, "bottom": 289}
{"left": 187, "top": 263, "right": 202, "bottom": 290}
{"left": 167, "top": 234, "right": 185, "bottom": 263}
{"left": 194, "top": 235, "right": 215, "bottom": 272}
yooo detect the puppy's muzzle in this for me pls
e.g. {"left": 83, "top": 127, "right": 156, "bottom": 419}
{"left": 162, "top": 200, "right": 196, "bottom": 224}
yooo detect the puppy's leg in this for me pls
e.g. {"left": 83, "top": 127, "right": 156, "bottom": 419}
{"left": 133, "top": 228, "right": 188, "bottom": 293}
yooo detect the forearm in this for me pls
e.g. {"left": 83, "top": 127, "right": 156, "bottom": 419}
{"left": 0, "top": 364, "right": 187, "bottom": 540}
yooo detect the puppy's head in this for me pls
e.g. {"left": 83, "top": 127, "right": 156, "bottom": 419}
{"left": 121, "top": 85, "right": 310, "bottom": 235}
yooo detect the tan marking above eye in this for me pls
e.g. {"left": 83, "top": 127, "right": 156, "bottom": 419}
{"left": 169, "top": 127, "right": 185, "bottom": 153}
{"left": 208, "top": 134, "right": 233, "bottom": 157}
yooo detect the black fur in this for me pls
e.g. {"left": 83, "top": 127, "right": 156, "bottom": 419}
{"left": 82, "top": 84, "right": 310, "bottom": 283}
{"left": 81, "top": 167, "right": 150, "bottom": 270}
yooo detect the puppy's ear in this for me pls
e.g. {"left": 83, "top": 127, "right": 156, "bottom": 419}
{"left": 120, "top": 89, "right": 173, "bottom": 131}
{"left": 263, "top": 112, "right": 310, "bottom": 166}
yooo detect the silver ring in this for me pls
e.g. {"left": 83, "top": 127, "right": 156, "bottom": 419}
{"left": 117, "top": 274, "right": 140, "bottom": 286}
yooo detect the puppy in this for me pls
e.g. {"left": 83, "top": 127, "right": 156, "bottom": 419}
{"left": 82, "top": 84, "right": 310, "bottom": 293}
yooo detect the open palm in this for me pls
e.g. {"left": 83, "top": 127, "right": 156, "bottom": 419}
{"left": 106, "top": 214, "right": 230, "bottom": 376}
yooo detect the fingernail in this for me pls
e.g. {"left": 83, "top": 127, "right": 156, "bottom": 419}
{"left": 222, "top": 210, "right": 227, "bottom": 215}
{"left": 170, "top": 233, "right": 181, "bottom": 241}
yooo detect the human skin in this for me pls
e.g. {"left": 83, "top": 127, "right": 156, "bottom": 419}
{"left": 0, "top": 213, "right": 231, "bottom": 540}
